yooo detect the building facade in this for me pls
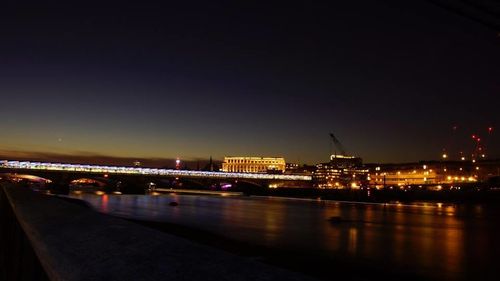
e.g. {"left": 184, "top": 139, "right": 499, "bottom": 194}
{"left": 313, "top": 155, "right": 368, "bottom": 189}
{"left": 365, "top": 160, "right": 500, "bottom": 189}
{"left": 368, "top": 166, "right": 439, "bottom": 188}
{"left": 221, "top": 157, "right": 286, "bottom": 173}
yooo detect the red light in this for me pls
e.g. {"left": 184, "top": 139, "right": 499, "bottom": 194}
{"left": 477, "top": 138, "right": 481, "bottom": 142}
{"left": 472, "top": 135, "right": 476, "bottom": 139}
{"left": 488, "top": 127, "right": 493, "bottom": 132}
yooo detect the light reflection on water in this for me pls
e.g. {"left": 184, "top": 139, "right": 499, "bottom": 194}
{"left": 70, "top": 192, "right": 500, "bottom": 280}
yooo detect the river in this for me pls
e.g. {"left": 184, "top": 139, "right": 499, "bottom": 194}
{"left": 69, "top": 192, "right": 500, "bottom": 280}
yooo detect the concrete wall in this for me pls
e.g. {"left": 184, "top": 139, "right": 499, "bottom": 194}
{"left": 0, "top": 185, "right": 49, "bottom": 281}
{"left": 0, "top": 183, "right": 315, "bottom": 281}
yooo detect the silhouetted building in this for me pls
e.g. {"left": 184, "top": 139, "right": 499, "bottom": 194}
{"left": 285, "top": 163, "right": 316, "bottom": 176}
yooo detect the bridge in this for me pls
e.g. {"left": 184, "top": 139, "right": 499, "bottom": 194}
{"left": 0, "top": 160, "right": 312, "bottom": 191}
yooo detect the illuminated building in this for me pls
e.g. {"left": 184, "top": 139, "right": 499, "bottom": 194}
{"left": 329, "top": 155, "right": 362, "bottom": 168}
{"left": 369, "top": 167, "right": 438, "bottom": 188}
{"left": 221, "top": 157, "right": 286, "bottom": 173}
{"left": 314, "top": 154, "right": 368, "bottom": 189}
{"left": 365, "top": 160, "right": 500, "bottom": 189}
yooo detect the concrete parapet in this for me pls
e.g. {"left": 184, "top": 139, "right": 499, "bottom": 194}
{"left": 0, "top": 184, "right": 315, "bottom": 281}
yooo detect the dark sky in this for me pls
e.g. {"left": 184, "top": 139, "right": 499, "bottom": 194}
{"left": 0, "top": 0, "right": 499, "bottom": 165}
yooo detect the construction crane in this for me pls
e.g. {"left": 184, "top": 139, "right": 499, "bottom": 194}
{"left": 329, "top": 133, "right": 347, "bottom": 156}
{"left": 472, "top": 126, "right": 494, "bottom": 160}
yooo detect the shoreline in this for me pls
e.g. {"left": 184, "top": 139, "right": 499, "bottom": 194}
{"left": 153, "top": 187, "right": 500, "bottom": 205}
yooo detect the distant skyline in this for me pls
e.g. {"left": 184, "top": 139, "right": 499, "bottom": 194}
{"left": 1, "top": 1, "right": 499, "bottom": 164}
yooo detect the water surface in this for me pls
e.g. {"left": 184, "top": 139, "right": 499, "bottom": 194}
{"left": 70, "top": 192, "right": 500, "bottom": 280}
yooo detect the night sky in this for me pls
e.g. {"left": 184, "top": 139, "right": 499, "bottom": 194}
{"left": 1, "top": 1, "right": 499, "bottom": 165}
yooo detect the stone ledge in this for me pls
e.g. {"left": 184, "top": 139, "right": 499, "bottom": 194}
{"left": 2, "top": 184, "right": 316, "bottom": 281}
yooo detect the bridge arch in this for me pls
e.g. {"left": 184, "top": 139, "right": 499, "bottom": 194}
{"left": 235, "top": 179, "right": 265, "bottom": 188}
{"left": 69, "top": 178, "right": 108, "bottom": 188}
{"left": 179, "top": 178, "right": 206, "bottom": 188}
{"left": 0, "top": 173, "right": 52, "bottom": 189}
